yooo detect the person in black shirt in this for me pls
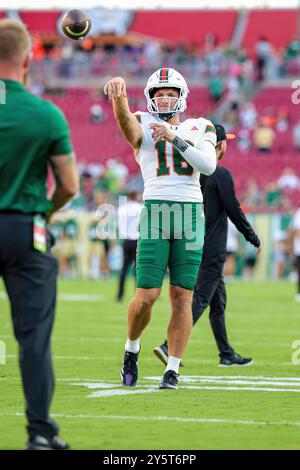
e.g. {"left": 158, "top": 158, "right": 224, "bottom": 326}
{"left": 154, "top": 124, "right": 261, "bottom": 367}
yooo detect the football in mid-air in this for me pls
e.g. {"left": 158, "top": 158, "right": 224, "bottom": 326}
{"left": 61, "top": 9, "right": 91, "bottom": 41}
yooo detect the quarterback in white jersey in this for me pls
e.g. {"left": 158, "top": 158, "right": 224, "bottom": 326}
{"left": 104, "top": 68, "right": 217, "bottom": 390}
{"left": 134, "top": 110, "right": 216, "bottom": 202}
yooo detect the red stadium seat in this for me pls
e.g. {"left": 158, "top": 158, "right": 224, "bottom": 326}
{"left": 129, "top": 11, "right": 237, "bottom": 46}
{"left": 20, "top": 11, "right": 60, "bottom": 35}
{"left": 243, "top": 10, "right": 298, "bottom": 51}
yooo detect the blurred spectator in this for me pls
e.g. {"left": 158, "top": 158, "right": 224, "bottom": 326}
{"left": 291, "top": 207, "right": 300, "bottom": 301}
{"left": 208, "top": 76, "right": 224, "bottom": 102}
{"left": 255, "top": 37, "right": 274, "bottom": 81}
{"left": 285, "top": 38, "right": 300, "bottom": 59}
{"left": 277, "top": 168, "right": 300, "bottom": 190}
{"left": 107, "top": 158, "right": 129, "bottom": 186}
{"left": 237, "top": 128, "right": 252, "bottom": 154}
{"left": 261, "top": 108, "right": 277, "bottom": 129}
{"left": 253, "top": 123, "right": 276, "bottom": 153}
{"left": 222, "top": 107, "right": 240, "bottom": 129}
{"left": 226, "top": 75, "right": 241, "bottom": 107}
{"left": 50, "top": 212, "right": 79, "bottom": 278}
{"left": 143, "top": 41, "right": 162, "bottom": 70}
{"left": 224, "top": 219, "right": 239, "bottom": 277}
{"left": 265, "top": 182, "right": 282, "bottom": 208}
{"left": 27, "top": 34, "right": 300, "bottom": 86}
{"left": 239, "top": 102, "right": 257, "bottom": 130}
{"left": 241, "top": 179, "right": 265, "bottom": 211}
{"left": 276, "top": 107, "right": 289, "bottom": 133}
{"left": 87, "top": 162, "right": 105, "bottom": 179}
{"left": 29, "top": 78, "right": 45, "bottom": 97}
{"left": 273, "top": 230, "right": 288, "bottom": 279}
{"left": 90, "top": 103, "right": 105, "bottom": 123}
{"left": 174, "top": 42, "right": 189, "bottom": 66}
{"left": 116, "top": 192, "right": 143, "bottom": 302}
{"left": 293, "top": 120, "right": 300, "bottom": 151}
{"left": 77, "top": 161, "right": 88, "bottom": 177}
{"left": 243, "top": 243, "right": 258, "bottom": 279}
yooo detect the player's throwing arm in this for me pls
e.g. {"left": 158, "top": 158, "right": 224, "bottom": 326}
{"left": 104, "top": 77, "right": 143, "bottom": 153}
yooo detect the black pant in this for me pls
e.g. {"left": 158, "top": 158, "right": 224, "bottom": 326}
{"left": 0, "top": 213, "right": 59, "bottom": 438}
{"left": 192, "top": 262, "right": 234, "bottom": 358}
{"left": 117, "top": 239, "right": 138, "bottom": 301}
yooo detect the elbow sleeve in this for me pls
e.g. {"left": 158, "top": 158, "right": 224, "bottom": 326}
{"left": 173, "top": 139, "right": 217, "bottom": 175}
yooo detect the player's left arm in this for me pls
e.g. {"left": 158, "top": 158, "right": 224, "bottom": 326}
{"left": 149, "top": 123, "right": 217, "bottom": 175}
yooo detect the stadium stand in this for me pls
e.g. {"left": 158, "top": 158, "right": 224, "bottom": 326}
{"left": 42, "top": 81, "right": 300, "bottom": 279}
{"left": 1, "top": 9, "right": 299, "bottom": 51}
{"left": 129, "top": 11, "right": 238, "bottom": 46}
{"left": 45, "top": 87, "right": 215, "bottom": 173}
{"left": 221, "top": 86, "right": 300, "bottom": 199}
{"left": 1, "top": 8, "right": 298, "bottom": 209}
{"left": 19, "top": 11, "right": 60, "bottom": 34}
{"left": 43, "top": 83, "right": 300, "bottom": 211}
{"left": 243, "top": 10, "right": 298, "bottom": 51}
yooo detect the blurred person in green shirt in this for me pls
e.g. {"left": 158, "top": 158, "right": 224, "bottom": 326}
{"left": 0, "top": 19, "right": 78, "bottom": 450}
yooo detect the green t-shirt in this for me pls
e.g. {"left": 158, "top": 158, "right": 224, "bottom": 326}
{"left": 0, "top": 79, "right": 73, "bottom": 214}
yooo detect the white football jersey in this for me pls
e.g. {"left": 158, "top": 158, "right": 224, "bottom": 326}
{"left": 134, "top": 112, "right": 216, "bottom": 202}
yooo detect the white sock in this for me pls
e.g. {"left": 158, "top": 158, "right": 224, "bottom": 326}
{"left": 165, "top": 356, "right": 181, "bottom": 374}
{"left": 125, "top": 338, "right": 140, "bottom": 354}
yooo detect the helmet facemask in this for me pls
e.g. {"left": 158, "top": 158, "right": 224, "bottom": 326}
{"left": 148, "top": 87, "right": 184, "bottom": 121}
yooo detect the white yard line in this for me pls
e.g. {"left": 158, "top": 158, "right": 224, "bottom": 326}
{"left": 176, "top": 385, "right": 300, "bottom": 393}
{"left": 145, "top": 377, "right": 300, "bottom": 387}
{"left": 89, "top": 389, "right": 160, "bottom": 397}
{"left": 179, "top": 375, "right": 300, "bottom": 381}
{"left": 2, "top": 412, "right": 300, "bottom": 428}
{"left": 0, "top": 352, "right": 297, "bottom": 366}
{"left": 3, "top": 375, "right": 300, "bottom": 394}
{"left": 2, "top": 375, "right": 300, "bottom": 383}
{"left": 0, "top": 292, "right": 106, "bottom": 302}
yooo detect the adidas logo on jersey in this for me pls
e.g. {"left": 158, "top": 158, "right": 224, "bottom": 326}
{"left": 191, "top": 126, "right": 198, "bottom": 130}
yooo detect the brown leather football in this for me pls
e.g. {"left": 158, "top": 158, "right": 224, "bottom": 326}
{"left": 61, "top": 9, "right": 91, "bottom": 41}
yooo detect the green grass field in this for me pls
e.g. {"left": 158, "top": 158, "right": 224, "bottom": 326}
{"left": 0, "top": 278, "right": 300, "bottom": 450}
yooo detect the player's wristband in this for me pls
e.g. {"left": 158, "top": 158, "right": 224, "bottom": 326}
{"left": 172, "top": 136, "right": 188, "bottom": 152}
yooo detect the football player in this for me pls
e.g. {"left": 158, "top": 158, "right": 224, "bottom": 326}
{"left": 154, "top": 124, "right": 261, "bottom": 368}
{"left": 104, "top": 68, "right": 217, "bottom": 389}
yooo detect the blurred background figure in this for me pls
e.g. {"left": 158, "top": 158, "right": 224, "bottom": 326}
{"left": 239, "top": 102, "right": 257, "bottom": 130}
{"left": 293, "top": 120, "right": 300, "bottom": 152}
{"left": 243, "top": 242, "right": 258, "bottom": 279}
{"left": 255, "top": 36, "right": 275, "bottom": 81}
{"left": 224, "top": 219, "right": 239, "bottom": 279}
{"left": 90, "top": 102, "right": 105, "bottom": 123}
{"left": 116, "top": 192, "right": 142, "bottom": 302}
{"left": 291, "top": 207, "right": 300, "bottom": 301}
{"left": 253, "top": 121, "right": 276, "bottom": 153}
{"left": 87, "top": 215, "right": 105, "bottom": 279}
{"left": 277, "top": 168, "right": 300, "bottom": 191}
{"left": 272, "top": 230, "right": 288, "bottom": 279}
